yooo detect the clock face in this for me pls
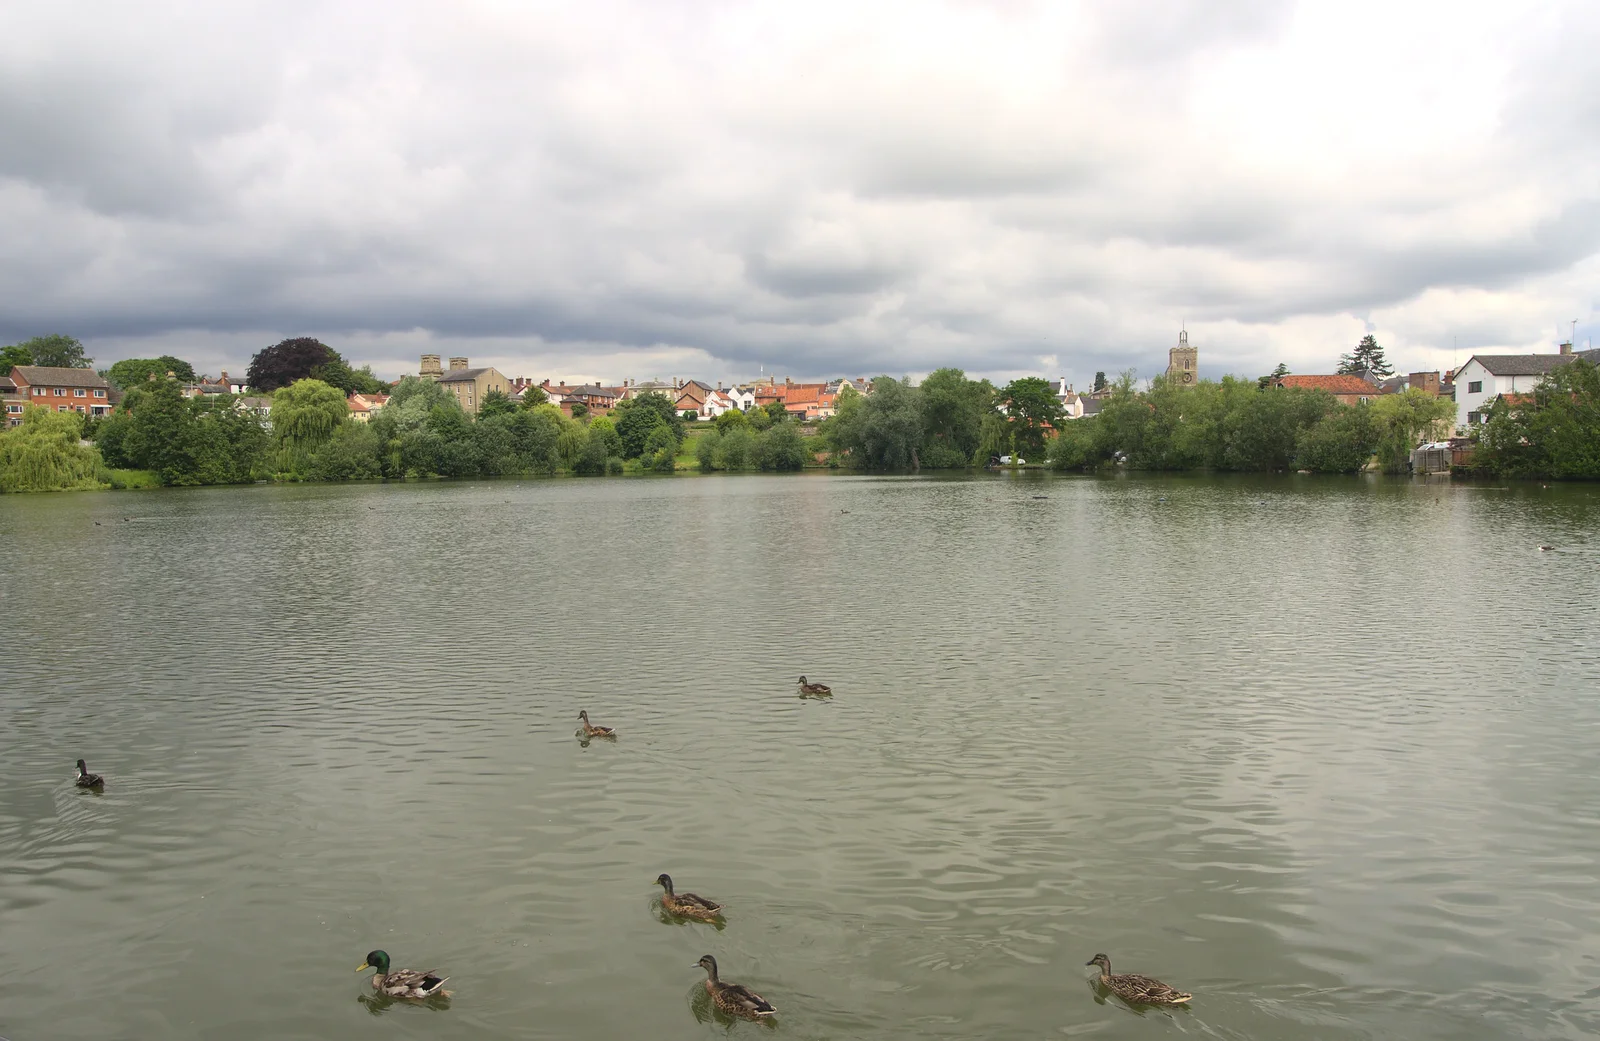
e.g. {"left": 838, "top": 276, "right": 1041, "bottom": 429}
{"left": 1182, "top": 371, "right": 1193, "bottom": 383}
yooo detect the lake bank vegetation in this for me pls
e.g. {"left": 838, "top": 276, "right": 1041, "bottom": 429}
{"left": 6, "top": 359, "right": 1596, "bottom": 494}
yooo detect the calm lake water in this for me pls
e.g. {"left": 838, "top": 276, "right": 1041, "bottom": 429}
{"left": 2, "top": 473, "right": 1599, "bottom": 1041}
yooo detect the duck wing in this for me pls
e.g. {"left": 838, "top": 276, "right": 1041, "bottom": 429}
{"left": 1113, "top": 973, "right": 1190, "bottom": 1004}
{"left": 679, "top": 892, "right": 723, "bottom": 913}
{"left": 382, "top": 969, "right": 449, "bottom": 997}
{"left": 718, "top": 981, "right": 776, "bottom": 1015}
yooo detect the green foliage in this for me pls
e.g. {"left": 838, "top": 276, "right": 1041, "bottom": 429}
{"left": 758, "top": 422, "right": 808, "bottom": 471}
{"left": 0, "top": 405, "right": 109, "bottom": 492}
{"left": 520, "top": 385, "right": 549, "bottom": 408}
{"left": 91, "top": 377, "right": 266, "bottom": 486}
{"left": 271, "top": 379, "right": 348, "bottom": 451}
{"left": 696, "top": 429, "right": 720, "bottom": 471}
{"left": 308, "top": 423, "right": 384, "bottom": 480}
{"left": 822, "top": 375, "right": 924, "bottom": 469}
{"left": 387, "top": 375, "right": 450, "bottom": 409}
{"left": 642, "top": 423, "right": 678, "bottom": 472}
{"left": 311, "top": 357, "right": 389, "bottom": 395}
{"left": 919, "top": 367, "right": 993, "bottom": 465}
{"left": 763, "top": 400, "right": 790, "bottom": 425}
{"left": 588, "top": 415, "right": 624, "bottom": 458}
{"left": 1476, "top": 358, "right": 1600, "bottom": 479}
{"left": 713, "top": 408, "right": 748, "bottom": 433}
{"left": 682, "top": 409, "right": 699, "bottom": 422}
{"left": 999, "top": 377, "right": 1065, "bottom": 458}
{"left": 1045, "top": 419, "right": 1099, "bottom": 470}
{"left": 477, "top": 389, "right": 517, "bottom": 419}
{"left": 1257, "top": 362, "right": 1290, "bottom": 390}
{"left": 1369, "top": 389, "right": 1457, "bottom": 473}
{"left": 1092, "top": 371, "right": 1108, "bottom": 393}
{"left": 106, "top": 355, "right": 198, "bottom": 388}
{"left": 613, "top": 392, "right": 683, "bottom": 457}
{"left": 1, "top": 343, "right": 33, "bottom": 371}
{"left": 1337, "top": 334, "right": 1394, "bottom": 379}
{"left": 12, "top": 334, "right": 91, "bottom": 369}
{"left": 107, "top": 469, "right": 162, "bottom": 489}
{"left": 1295, "top": 404, "right": 1378, "bottom": 472}
{"left": 569, "top": 401, "right": 589, "bottom": 419}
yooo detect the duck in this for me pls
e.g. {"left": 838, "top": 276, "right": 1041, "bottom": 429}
{"left": 797, "top": 676, "right": 832, "bottom": 696}
{"left": 656, "top": 874, "right": 723, "bottom": 921}
{"left": 695, "top": 955, "right": 776, "bottom": 1019}
{"left": 1539, "top": 545, "right": 1554, "bottom": 551}
{"left": 74, "top": 759, "right": 105, "bottom": 789}
{"left": 357, "top": 950, "right": 450, "bottom": 999}
{"left": 1086, "top": 953, "right": 1191, "bottom": 1005}
{"left": 578, "top": 710, "right": 615, "bottom": 737}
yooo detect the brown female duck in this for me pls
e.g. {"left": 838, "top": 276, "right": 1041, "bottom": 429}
{"left": 696, "top": 955, "right": 775, "bottom": 1018}
{"left": 656, "top": 873, "right": 723, "bottom": 921}
{"left": 578, "top": 710, "right": 615, "bottom": 737}
{"left": 1087, "top": 953, "right": 1191, "bottom": 1005}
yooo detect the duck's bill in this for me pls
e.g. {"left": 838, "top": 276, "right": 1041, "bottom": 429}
{"left": 356, "top": 963, "right": 371, "bottom": 972}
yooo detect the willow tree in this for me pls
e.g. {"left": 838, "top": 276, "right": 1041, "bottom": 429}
{"left": 0, "top": 406, "right": 108, "bottom": 492}
{"left": 271, "top": 379, "right": 348, "bottom": 450}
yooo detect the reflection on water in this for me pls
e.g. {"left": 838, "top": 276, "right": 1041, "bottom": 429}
{"left": 1, "top": 473, "right": 1599, "bottom": 1041}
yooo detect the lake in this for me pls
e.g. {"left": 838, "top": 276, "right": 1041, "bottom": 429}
{"left": 2, "top": 472, "right": 1598, "bottom": 1041}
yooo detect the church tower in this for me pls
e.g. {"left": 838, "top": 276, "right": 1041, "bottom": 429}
{"left": 1165, "top": 329, "right": 1197, "bottom": 385}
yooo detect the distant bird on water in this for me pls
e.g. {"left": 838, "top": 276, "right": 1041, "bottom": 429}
{"left": 357, "top": 950, "right": 450, "bottom": 999}
{"left": 797, "top": 676, "right": 832, "bottom": 696}
{"left": 1539, "top": 545, "right": 1554, "bottom": 551}
{"left": 1086, "top": 953, "right": 1191, "bottom": 1005}
{"left": 74, "top": 759, "right": 104, "bottom": 789}
{"left": 656, "top": 874, "right": 724, "bottom": 921}
{"left": 578, "top": 710, "right": 615, "bottom": 738}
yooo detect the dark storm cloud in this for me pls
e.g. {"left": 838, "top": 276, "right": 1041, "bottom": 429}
{"left": 0, "top": 0, "right": 1597, "bottom": 384}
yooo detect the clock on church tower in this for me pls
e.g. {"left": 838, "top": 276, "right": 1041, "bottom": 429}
{"left": 1165, "top": 329, "right": 1197, "bottom": 385}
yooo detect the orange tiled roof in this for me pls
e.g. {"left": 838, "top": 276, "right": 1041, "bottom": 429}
{"left": 1276, "top": 374, "right": 1377, "bottom": 394}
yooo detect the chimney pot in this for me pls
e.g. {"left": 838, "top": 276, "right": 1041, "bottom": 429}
{"left": 1560, "top": 341, "right": 1573, "bottom": 355}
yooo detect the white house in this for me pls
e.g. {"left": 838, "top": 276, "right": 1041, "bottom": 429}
{"left": 1453, "top": 348, "right": 1600, "bottom": 429}
{"left": 727, "top": 386, "right": 757, "bottom": 413}
{"left": 699, "top": 389, "right": 738, "bottom": 418}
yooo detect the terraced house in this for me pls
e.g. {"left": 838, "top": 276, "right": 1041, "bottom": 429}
{"left": 7, "top": 366, "right": 113, "bottom": 427}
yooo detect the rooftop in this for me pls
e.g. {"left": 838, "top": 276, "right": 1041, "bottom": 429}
{"left": 437, "top": 367, "right": 491, "bottom": 383}
{"left": 11, "top": 366, "right": 112, "bottom": 389}
{"left": 1276, "top": 374, "right": 1379, "bottom": 395}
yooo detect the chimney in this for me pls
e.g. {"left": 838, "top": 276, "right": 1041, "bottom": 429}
{"left": 785, "top": 376, "right": 792, "bottom": 387}
{"left": 1560, "top": 341, "right": 1573, "bottom": 355}
{"left": 717, "top": 381, "right": 723, "bottom": 391}
{"left": 449, "top": 356, "right": 468, "bottom": 370}
{"left": 420, "top": 354, "right": 442, "bottom": 378}
{"left": 594, "top": 381, "right": 601, "bottom": 388}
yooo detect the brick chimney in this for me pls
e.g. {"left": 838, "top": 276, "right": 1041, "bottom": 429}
{"left": 1560, "top": 341, "right": 1573, "bottom": 355}
{"left": 448, "top": 356, "right": 468, "bottom": 370}
{"left": 420, "top": 354, "right": 442, "bottom": 379}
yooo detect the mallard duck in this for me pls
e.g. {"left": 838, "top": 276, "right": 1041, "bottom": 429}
{"left": 74, "top": 759, "right": 105, "bottom": 789}
{"left": 578, "top": 710, "right": 615, "bottom": 737}
{"left": 696, "top": 955, "right": 775, "bottom": 1019}
{"left": 1086, "top": 953, "right": 1191, "bottom": 1005}
{"left": 357, "top": 950, "right": 450, "bottom": 999}
{"left": 657, "top": 874, "right": 723, "bottom": 921}
{"left": 797, "top": 676, "right": 831, "bottom": 696}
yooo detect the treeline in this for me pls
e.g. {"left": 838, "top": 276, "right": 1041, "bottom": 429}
{"left": 1473, "top": 359, "right": 1600, "bottom": 479}
{"left": 1045, "top": 376, "right": 1455, "bottom": 474}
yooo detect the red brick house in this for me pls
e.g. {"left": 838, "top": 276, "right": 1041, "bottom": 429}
{"left": 1271, "top": 373, "right": 1378, "bottom": 406}
{"left": 7, "top": 366, "right": 114, "bottom": 426}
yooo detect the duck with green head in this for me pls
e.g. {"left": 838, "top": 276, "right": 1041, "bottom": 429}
{"left": 696, "top": 954, "right": 776, "bottom": 1019}
{"left": 357, "top": 950, "right": 450, "bottom": 999}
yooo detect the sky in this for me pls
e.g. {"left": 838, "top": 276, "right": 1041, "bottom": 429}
{"left": 2, "top": 0, "right": 1597, "bottom": 387}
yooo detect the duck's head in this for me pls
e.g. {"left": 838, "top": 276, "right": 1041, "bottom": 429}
{"left": 358, "top": 950, "right": 391, "bottom": 975}
{"left": 797, "top": 676, "right": 808, "bottom": 684}
{"left": 696, "top": 954, "right": 719, "bottom": 978}
{"left": 578, "top": 711, "right": 590, "bottom": 722}
{"left": 656, "top": 873, "right": 674, "bottom": 892}
{"left": 76, "top": 759, "right": 88, "bottom": 773}
{"left": 1086, "top": 953, "right": 1111, "bottom": 970}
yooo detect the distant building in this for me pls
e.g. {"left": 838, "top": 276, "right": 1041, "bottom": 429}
{"left": 347, "top": 393, "right": 390, "bottom": 422}
{"left": 435, "top": 358, "right": 509, "bottom": 415}
{"left": 7, "top": 366, "right": 113, "bottom": 425}
{"left": 1165, "top": 330, "right": 1198, "bottom": 385}
{"left": 1270, "top": 374, "right": 1379, "bottom": 406}
{"left": 1452, "top": 346, "right": 1600, "bottom": 429}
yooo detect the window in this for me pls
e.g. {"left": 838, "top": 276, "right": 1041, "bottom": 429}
{"left": 54, "top": 387, "right": 66, "bottom": 396}
{"left": 58, "top": 404, "right": 69, "bottom": 412}
{"left": 94, "top": 389, "right": 106, "bottom": 398}
{"left": 6, "top": 404, "right": 20, "bottom": 413}
{"left": 1467, "top": 411, "right": 1481, "bottom": 424}
{"left": 74, "top": 388, "right": 85, "bottom": 397}
{"left": 1468, "top": 380, "right": 1482, "bottom": 393}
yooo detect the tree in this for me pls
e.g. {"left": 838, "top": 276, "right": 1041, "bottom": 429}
{"left": 1476, "top": 358, "right": 1600, "bottom": 479}
{"left": 106, "top": 356, "right": 198, "bottom": 388}
{"left": 1295, "top": 403, "right": 1378, "bottom": 473}
{"left": 1337, "top": 335, "right": 1394, "bottom": 379}
{"left": 247, "top": 337, "right": 337, "bottom": 391}
{"left": 999, "top": 377, "right": 1065, "bottom": 458}
{"left": 1092, "top": 371, "right": 1108, "bottom": 394}
{"left": 519, "top": 385, "right": 549, "bottom": 408}
{"left": 612, "top": 392, "right": 683, "bottom": 457}
{"left": 642, "top": 423, "right": 678, "bottom": 472}
{"left": 311, "top": 357, "right": 388, "bottom": 395}
{"left": 588, "top": 415, "right": 624, "bottom": 458}
{"left": 713, "top": 407, "right": 748, "bottom": 433}
{"left": 758, "top": 422, "right": 808, "bottom": 471}
{"left": 569, "top": 401, "right": 589, "bottom": 419}
{"left": 387, "top": 375, "right": 450, "bottom": 410}
{"left": 1370, "top": 389, "right": 1457, "bottom": 472}
{"left": 682, "top": 409, "right": 699, "bottom": 422}
{"left": 0, "top": 343, "right": 32, "bottom": 371}
{"left": 12, "top": 334, "right": 91, "bottom": 369}
{"left": 0, "top": 406, "right": 108, "bottom": 491}
{"left": 477, "top": 389, "right": 517, "bottom": 419}
{"left": 1257, "top": 362, "right": 1290, "bottom": 390}
{"left": 919, "top": 367, "right": 994, "bottom": 467}
{"left": 823, "top": 376, "right": 923, "bottom": 469}
{"left": 763, "top": 399, "right": 790, "bottom": 425}
{"left": 270, "top": 379, "right": 348, "bottom": 451}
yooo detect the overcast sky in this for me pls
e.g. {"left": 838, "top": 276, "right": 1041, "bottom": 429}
{"left": 3, "top": 0, "right": 1596, "bottom": 386}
